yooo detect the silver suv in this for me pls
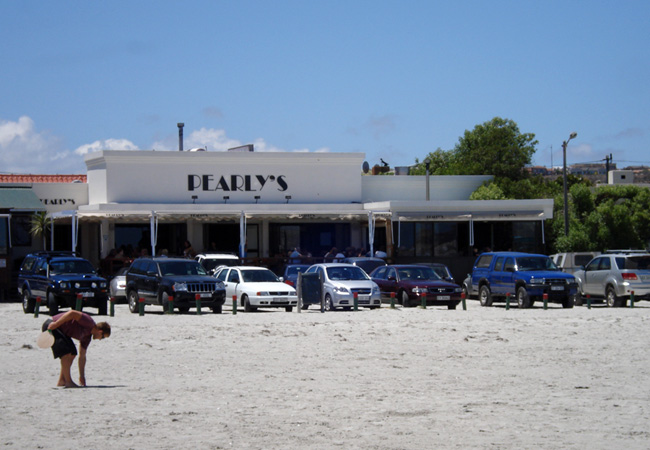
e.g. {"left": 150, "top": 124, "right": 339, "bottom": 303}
{"left": 573, "top": 251, "right": 650, "bottom": 307}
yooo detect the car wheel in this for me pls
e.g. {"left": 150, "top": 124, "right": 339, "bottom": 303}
{"left": 97, "top": 300, "right": 108, "bottom": 316}
{"left": 562, "top": 295, "right": 574, "bottom": 309}
{"left": 324, "top": 293, "right": 335, "bottom": 311}
{"left": 516, "top": 286, "right": 531, "bottom": 309}
{"left": 479, "top": 285, "right": 493, "bottom": 307}
{"left": 22, "top": 290, "right": 35, "bottom": 314}
{"left": 401, "top": 290, "right": 411, "bottom": 308}
{"left": 447, "top": 303, "right": 457, "bottom": 310}
{"left": 212, "top": 304, "right": 222, "bottom": 314}
{"left": 243, "top": 295, "right": 256, "bottom": 312}
{"left": 574, "top": 291, "right": 583, "bottom": 306}
{"left": 606, "top": 286, "right": 624, "bottom": 307}
{"left": 285, "top": 306, "right": 293, "bottom": 312}
{"left": 178, "top": 306, "right": 190, "bottom": 313}
{"left": 161, "top": 291, "right": 172, "bottom": 313}
{"left": 128, "top": 291, "right": 139, "bottom": 314}
{"left": 48, "top": 291, "right": 59, "bottom": 316}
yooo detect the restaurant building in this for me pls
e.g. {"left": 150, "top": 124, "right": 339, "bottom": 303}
{"left": 1, "top": 148, "right": 554, "bottom": 291}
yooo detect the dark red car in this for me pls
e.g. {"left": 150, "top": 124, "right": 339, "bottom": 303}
{"left": 370, "top": 264, "right": 462, "bottom": 309}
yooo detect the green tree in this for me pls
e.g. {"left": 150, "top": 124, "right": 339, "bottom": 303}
{"left": 448, "top": 117, "right": 538, "bottom": 180}
{"left": 30, "top": 211, "right": 50, "bottom": 250}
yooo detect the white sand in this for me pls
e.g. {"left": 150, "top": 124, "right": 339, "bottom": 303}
{"left": 2, "top": 301, "right": 650, "bottom": 449}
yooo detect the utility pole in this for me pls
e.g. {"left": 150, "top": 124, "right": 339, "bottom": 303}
{"left": 604, "top": 154, "right": 613, "bottom": 183}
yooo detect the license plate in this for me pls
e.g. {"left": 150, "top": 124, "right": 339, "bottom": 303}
{"left": 81, "top": 292, "right": 94, "bottom": 298}
{"left": 641, "top": 275, "right": 650, "bottom": 282}
{"left": 437, "top": 295, "right": 450, "bottom": 300}
{"left": 273, "top": 297, "right": 289, "bottom": 301}
{"left": 551, "top": 286, "right": 564, "bottom": 291}
{"left": 200, "top": 293, "right": 212, "bottom": 298}
{"left": 357, "top": 295, "right": 370, "bottom": 301}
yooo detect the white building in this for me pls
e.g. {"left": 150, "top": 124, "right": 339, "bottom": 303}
{"left": 2, "top": 149, "right": 554, "bottom": 289}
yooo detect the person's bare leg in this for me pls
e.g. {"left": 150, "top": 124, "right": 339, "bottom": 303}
{"left": 57, "top": 354, "right": 78, "bottom": 388}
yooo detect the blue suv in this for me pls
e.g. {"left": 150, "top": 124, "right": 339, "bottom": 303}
{"left": 469, "top": 252, "right": 577, "bottom": 308}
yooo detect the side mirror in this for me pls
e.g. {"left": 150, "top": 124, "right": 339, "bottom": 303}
{"left": 279, "top": 277, "right": 284, "bottom": 282}
{"left": 387, "top": 275, "right": 396, "bottom": 281}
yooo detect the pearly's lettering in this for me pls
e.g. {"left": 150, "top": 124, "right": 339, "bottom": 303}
{"left": 188, "top": 174, "right": 288, "bottom": 192}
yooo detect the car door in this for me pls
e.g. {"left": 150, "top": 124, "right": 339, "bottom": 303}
{"left": 490, "top": 257, "right": 507, "bottom": 295}
{"left": 583, "top": 257, "right": 608, "bottom": 296}
{"left": 372, "top": 267, "right": 394, "bottom": 300}
{"left": 31, "top": 259, "right": 49, "bottom": 300}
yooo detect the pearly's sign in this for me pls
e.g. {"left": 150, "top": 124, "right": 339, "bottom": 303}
{"left": 188, "top": 174, "right": 288, "bottom": 192}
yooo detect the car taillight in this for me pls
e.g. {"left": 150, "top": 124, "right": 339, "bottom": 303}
{"left": 285, "top": 280, "right": 295, "bottom": 286}
{"left": 622, "top": 273, "right": 638, "bottom": 281}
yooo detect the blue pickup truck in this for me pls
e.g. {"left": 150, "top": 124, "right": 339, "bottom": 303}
{"left": 467, "top": 252, "right": 577, "bottom": 308}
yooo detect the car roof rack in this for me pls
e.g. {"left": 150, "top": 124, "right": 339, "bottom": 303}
{"left": 604, "top": 249, "right": 650, "bottom": 254}
{"left": 32, "top": 251, "right": 77, "bottom": 257}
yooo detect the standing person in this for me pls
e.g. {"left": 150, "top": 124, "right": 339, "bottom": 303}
{"left": 43, "top": 310, "right": 111, "bottom": 388}
{"left": 183, "top": 240, "right": 196, "bottom": 259}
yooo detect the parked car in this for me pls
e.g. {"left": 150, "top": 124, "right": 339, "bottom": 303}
{"left": 420, "top": 262, "right": 456, "bottom": 284}
{"left": 214, "top": 266, "right": 297, "bottom": 312}
{"left": 550, "top": 252, "right": 600, "bottom": 275}
{"left": 108, "top": 266, "right": 129, "bottom": 302}
{"left": 195, "top": 253, "right": 240, "bottom": 274}
{"left": 469, "top": 251, "right": 577, "bottom": 308}
{"left": 280, "top": 264, "right": 311, "bottom": 287}
{"left": 126, "top": 257, "right": 226, "bottom": 314}
{"left": 304, "top": 263, "right": 381, "bottom": 311}
{"left": 370, "top": 264, "right": 462, "bottom": 309}
{"left": 18, "top": 251, "right": 109, "bottom": 315}
{"left": 341, "top": 257, "right": 386, "bottom": 275}
{"left": 573, "top": 251, "right": 650, "bottom": 307}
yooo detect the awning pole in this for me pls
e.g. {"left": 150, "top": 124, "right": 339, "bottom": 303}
{"left": 239, "top": 211, "right": 247, "bottom": 258}
{"left": 50, "top": 215, "right": 54, "bottom": 251}
{"left": 541, "top": 219, "right": 546, "bottom": 245}
{"left": 150, "top": 211, "right": 158, "bottom": 256}
{"left": 469, "top": 218, "right": 474, "bottom": 247}
{"left": 72, "top": 212, "right": 78, "bottom": 254}
{"left": 368, "top": 212, "right": 375, "bottom": 256}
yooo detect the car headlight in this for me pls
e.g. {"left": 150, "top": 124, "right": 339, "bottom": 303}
{"left": 91, "top": 282, "right": 97, "bottom": 288}
{"left": 333, "top": 286, "right": 350, "bottom": 294}
{"left": 100, "top": 282, "right": 107, "bottom": 288}
{"left": 372, "top": 286, "right": 380, "bottom": 295}
{"left": 173, "top": 282, "right": 188, "bottom": 292}
{"left": 257, "top": 291, "right": 270, "bottom": 296}
{"left": 412, "top": 287, "right": 424, "bottom": 294}
{"left": 75, "top": 283, "right": 81, "bottom": 289}
{"left": 454, "top": 287, "right": 462, "bottom": 293}
{"left": 60, "top": 282, "right": 69, "bottom": 289}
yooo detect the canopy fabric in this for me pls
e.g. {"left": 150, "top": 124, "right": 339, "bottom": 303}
{"left": 0, "top": 188, "right": 45, "bottom": 212}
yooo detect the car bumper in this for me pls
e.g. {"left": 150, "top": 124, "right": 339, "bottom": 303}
{"left": 528, "top": 285, "right": 577, "bottom": 302}
{"left": 332, "top": 293, "right": 381, "bottom": 308}
{"left": 172, "top": 291, "right": 226, "bottom": 307}
{"left": 248, "top": 295, "right": 298, "bottom": 308}
{"left": 409, "top": 293, "right": 462, "bottom": 306}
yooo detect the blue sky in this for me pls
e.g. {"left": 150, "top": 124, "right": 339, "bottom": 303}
{"left": 1, "top": 1, "right": 649, "bottom": 174}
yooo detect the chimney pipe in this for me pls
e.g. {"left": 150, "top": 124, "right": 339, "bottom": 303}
{"left": 177, "top": 123, "right": 184, "bottom": 151}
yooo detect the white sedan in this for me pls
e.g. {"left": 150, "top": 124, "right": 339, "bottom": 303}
{"left": 214, "top": 266, "right": 298, "bottom": 312}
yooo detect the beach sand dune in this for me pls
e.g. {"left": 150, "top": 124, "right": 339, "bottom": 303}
{"left": 2, "top": 302, "right": 649, "bottom": 449}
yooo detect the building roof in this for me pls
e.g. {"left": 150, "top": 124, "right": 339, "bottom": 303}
{"left": 0, "top": 174, "right": 87, "bottom": 184}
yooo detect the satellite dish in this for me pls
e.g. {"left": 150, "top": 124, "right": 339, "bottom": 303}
{"left": 362, "top": 161, "right": 370, "bottom": 174}
{"left": 189, "top": 147, "right": 206, "bottom": 152}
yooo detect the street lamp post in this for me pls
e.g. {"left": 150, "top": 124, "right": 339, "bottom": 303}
{"left": 562, "top": 132, "right": 578, "bottom": 236}
{"left": 424, "top": 158, "right": 431, "bottom": 201}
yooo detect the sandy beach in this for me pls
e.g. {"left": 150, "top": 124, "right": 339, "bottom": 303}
{"left": 2, "top": 300, "right": 650, "bottom": 449}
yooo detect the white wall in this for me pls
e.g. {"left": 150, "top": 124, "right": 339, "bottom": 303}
{"left": 85, "top": 150, "right": 365, "bottom": 205}
{"left": 361, "top": 174, "right": 492, "bottom": 202}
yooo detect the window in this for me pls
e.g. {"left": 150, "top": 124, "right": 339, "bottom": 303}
{"left": 494, "top": 257, "right": 505, "bottom": 272}
{"left": 476, "top": 254, "right": 493, "bottom": 268}
{"left": 503, "top": 258, "right": 515, "bottom": 272}
{"left": 373, "top": 267, "right": 387, "bottom": 279}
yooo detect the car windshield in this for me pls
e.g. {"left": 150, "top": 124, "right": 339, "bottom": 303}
{"left": 159, "top": 261, "right": 208, "bottom": 276}
{"left": 202, "top": 258, "right": 237, "bottom": 271}
{"left": 286, "top": 265, "right": 310, "bottom": 276}
{"left": 515, "top": 257, "right": 558, "bottom": 271}
{"left": 326, "top": 266, "right": 369, "bottom": 281}
{"left": 618, "top": 256, "right": 650, "bottom": 270}
{"left": 241, "top": 269, "right": 279, "bottom": 283}
{"left": 429, "top": 266, "right": 449, "bottom": 279}
{"left": 49, "top": 260, "right": 95, "bottom": 275}
{"left": 398, "top": 267, "right": 441, "bottom": 281}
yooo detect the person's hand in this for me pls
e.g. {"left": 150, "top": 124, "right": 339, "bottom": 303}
{"left": 47, "top": 322, "right": 57, "bottom": 331}
{"left": 79, "top": 376, "right": 86, "bottom": 387}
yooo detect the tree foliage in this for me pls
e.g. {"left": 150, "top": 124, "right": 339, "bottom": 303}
{"left": 30, "top": 211, "right": 50, "bottom": 250}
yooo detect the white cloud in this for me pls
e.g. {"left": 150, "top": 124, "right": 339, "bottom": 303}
{"left": 74, "top": 138, "right": 139, "bottom": 155}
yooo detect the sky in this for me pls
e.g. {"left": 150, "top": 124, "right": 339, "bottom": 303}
{"left": 1, "top": 1, "right": 649, "bottom": 175}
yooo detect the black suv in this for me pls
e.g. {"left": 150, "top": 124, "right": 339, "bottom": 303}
{"left": 125, "top": 257, "right": 226, "bottom": 314}
{"left": 18, "top": 251, "right": 109, "bottom": 315}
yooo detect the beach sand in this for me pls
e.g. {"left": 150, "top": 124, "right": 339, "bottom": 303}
{"left": 1, "top": 301, "right": 649, "bottom": 449}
